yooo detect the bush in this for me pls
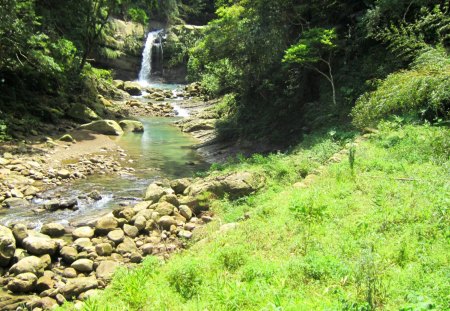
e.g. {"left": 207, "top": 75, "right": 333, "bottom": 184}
{"left": 167, "top": 260, "right": 202, "bottom": 300}
{"left": 352, "top": 47, "right": 450, "bottom": 128}
{"left": 217, "top": 246, "right": 248, "bottom": 272}
{"left": 127, "top": 8, "right": 148, "bottom": 25}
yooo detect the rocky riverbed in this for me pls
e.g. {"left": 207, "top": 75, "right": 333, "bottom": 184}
{"left": 0, "top": 171, "right": 264, "bottom": 310}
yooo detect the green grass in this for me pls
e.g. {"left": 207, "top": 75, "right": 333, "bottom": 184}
{"left": 60, "top": 123, "right": 449, "bottom": 311}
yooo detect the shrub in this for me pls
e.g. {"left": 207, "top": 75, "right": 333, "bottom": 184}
{"left": 167, "top": 260, "right": 202, "bottom": 300}
{"left": 352, "top": 47, "right": 450, "bottom": 128}
{"left": 217, "top": 246, "right": 248, "bottom": 272}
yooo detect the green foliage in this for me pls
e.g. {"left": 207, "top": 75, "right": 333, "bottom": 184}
{"left": 127, "top": 8, "right": 149, "bottom": 25}
{"left": 217, "top": 246, "right": 248, "bottom": 271}
{"left": 352, "top": 47, "right": 450, "bottom": 128}
{"left": 167, "top": 260, "right": 203, "bottom": 300}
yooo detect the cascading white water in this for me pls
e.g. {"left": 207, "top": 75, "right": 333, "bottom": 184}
{"left": 138, "top": 29, "right": 163, "bottom": 84}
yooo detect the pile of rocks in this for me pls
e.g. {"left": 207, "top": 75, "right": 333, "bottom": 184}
{"left": 0, "top": 171, "right": 264, "bottom": 310}
{"left": 120, "top": 100, "right": 176, "bottom": 117}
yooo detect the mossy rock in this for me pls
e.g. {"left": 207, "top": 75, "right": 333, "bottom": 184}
{"left": 119, "top": 120, "right": 144, "bottom": 133}
{"left": 79, "top": 120, "right": 124, "bottom": 136}
{"left": 66, "top": 103, "right": 100, "bottom": 123}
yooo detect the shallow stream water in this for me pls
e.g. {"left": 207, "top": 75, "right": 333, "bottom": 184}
{"left": 0, "top": 116, "right": 208, "bottom": 229}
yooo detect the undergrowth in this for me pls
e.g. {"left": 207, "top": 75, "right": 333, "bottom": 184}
{"left": 60, "top": 123, "right": 449, "bottom": 311}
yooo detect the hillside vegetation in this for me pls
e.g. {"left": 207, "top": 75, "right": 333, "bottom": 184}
{"left": 59, "top": 122, "right": 449, "bottom": 310}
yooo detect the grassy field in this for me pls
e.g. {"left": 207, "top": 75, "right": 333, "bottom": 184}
{"left": 62, "top": 122, "right": 449, "bottom": 311}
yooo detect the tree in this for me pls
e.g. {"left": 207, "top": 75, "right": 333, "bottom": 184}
{"left": 283, "top": 28, "right": 338, "bottom": 105}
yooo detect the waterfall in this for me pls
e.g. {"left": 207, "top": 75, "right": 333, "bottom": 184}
{"left": 138, "top": 29, "right": 164, "bottom": 84}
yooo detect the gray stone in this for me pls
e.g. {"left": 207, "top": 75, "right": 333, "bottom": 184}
{"left": 71, "top": 259, "right": 94, "bottom": 273}
{"left": 61, "top": 277, "right": 98, "bottom": 299}
{"left": 36, "top": 275, "right": 54, "bottom": 292}
{"left": 63, "top": 267, "right": 78, "bottom": 278}
{"left": 41, "top": 223, "right": 65, "bottom": 237}
{"left": 79, "top": 120, "right": 124, "bottom": 136}
{"left": 73, "top": 238, "right": 93, "bottom": 252}
{"left": 123, "top": 224, "right": 139, "bottom": 238}
{"left": 60, "top": 246, "right": 78, "bottom": 264}
{"left": 7, "top": 272, "right": 37, "bottom": 293}
{"left": 9, "top": 256, "right": 48, "bottom": 276}
{"left": 157, "top": 216, "right": 177, "bottom": 230}
{"left": 155, "top": 201, "right": 175, "bottom": 216}
{"left": 3, "top": 198, "right": 30, "bottom": 208}
{"left": 116, "top": 237, "right": 138, "bottom": 254}
{"left": 160, "top": 194, "right": 180, "bottom": 207}
{"left": 133, "top": 215, "right": 146, "bottom": 231}
{"left": 170, "top": 178, "right": 192, "bottom": 195}
{"left": 95, "top": 260, "right": 120, "bottom": 281}
{"left": 178, "top": 230, "right": 193, "bottom": 239}
{"left": 144, "top": 183, "right": 174, "bottom": 202}
{"left": 22, "top": 236, "right": 57, "bottom": 256}
{"left": 57, "top": 169, "right": 71, "bottom": 179}
{"left": 107, "top": 229, "right": 124, "bottom": 244}
{"left": 119, "top": 120, "right": 144, "bottom": 133}
{"left": 12, "top": 223, "right": 28, "bottom": 244}
{"left": 72, "top": 226, "right": 95, "bottom": 239}
{"left": 95, "top": 216, "right": 118, "bottom": 234}
{"left": 0, "top": 225, "right": 16, "bottom": 266}
{"left": 179, "top": 205, "right": 193, "bottom": 220}
{"left": 95, "top": 243, "right": 113, "bottom": 256}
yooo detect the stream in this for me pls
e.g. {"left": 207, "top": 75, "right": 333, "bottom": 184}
{"left": 0, "top": 115, "right": 208, "bottom": 229}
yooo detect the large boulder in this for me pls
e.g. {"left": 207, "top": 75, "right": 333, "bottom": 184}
{"left": 22, "top": 236, "right": 58, "bottom": 256}
{"left": 185, "top": 171, "right": 264, "bottom": 200}
{"left": 61, "top": 277, "right": 98, "bottom": 299}
{"left": 72, "top": 226, "right": 95, "bottom": 239}
{"left": 119, "top": 120, "right": 144, "bottom": 133}
{"left": 0, "top": 226, "right": 16, "bottom": 266}
{"left": 123, "top": 81, "right": 142, "bottom": 96}
{"left": 79, "top": 120, "right": 124, "bottom": 136}
{"left": 144, "top": 183, "right": 174, "bottom": 202}
{"left": 9, "top": 256, "right": 49, "bottom": 276}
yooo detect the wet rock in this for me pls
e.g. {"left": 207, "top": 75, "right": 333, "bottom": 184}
{"left": 3, "top": 197, "right": 30, "bottom": 208}
{"left": 13, "top": 248, "right": 28, "bottom": 262}
{"left": 107, "top": 230, "right": 124, "bottom": 244}
{"left": 72, "top": 227, "right": 95, "bottom": 239}
{"left": 44, "top": 198, "right": 78, "bottom": 211}
{"left": 88, "top": 190, "right": 102, "bottom": 201}
{"left": 119, "top": 120, "right": 144, "bottom": 133}
{"left": 95, "top": 243, "right": 113, "bottom": 256}
{"left": 179, "top": 205, "right": 193, "bottom": 220}
{"left": 9, "top": 256, "right": 48, "bottom": 276}
{"left": 0, "top": 225, "right": 16, "bottom": 266}
{"left": 144, "top": 183, "right": 174, "bottom": 202}
{"left": 71, "top": 259, "right": 94, "bottom": 273}
{"left": 157, "top": 216, "right": 177, "bottom": 230}
{"left": 79, "top": 120, "right": 124, "bottom": 136}
{"left": 95, "top": 216, "right": 118, "bottom": 235}
{"left": 40, "top": 223, "right": 65, "bottom": 238}
{"left": 95, "top": 260, "right": 120, "bottom": 281}
{"left": 123, "top": 81, "right": 142, "bottom": 96}
{"left": 60, "top": 246, "right": 78, "bottom": 264}
{"left": 7, "top": 272, "right": 37, "bottom": 293}
{"left": 61, "top": 276, "right": 98, "bottom": 299}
